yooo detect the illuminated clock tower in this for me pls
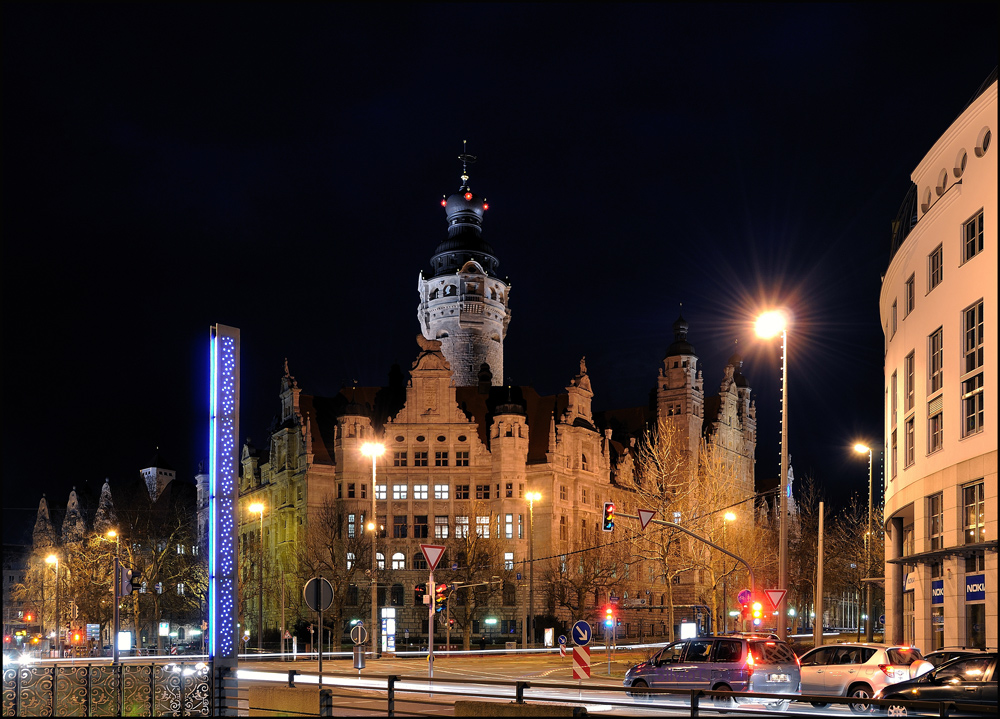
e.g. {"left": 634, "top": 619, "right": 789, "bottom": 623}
{"left": 417, "top": 150, "right": 511, "bottom": 386}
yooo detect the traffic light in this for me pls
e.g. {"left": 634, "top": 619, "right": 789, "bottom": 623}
{"left": 121, "top": 568, "right": 134, "bottom": 596}
{"left": 602, "top": 502, "right": 615, "bottom": 532}
{"left": 24, "top": 613, "right": 33, "bottom": 623}
{"left": 751, "top": 601, "right": 763, "bottom": 626}
{"left": 434, "top": 583, "right": 448, "bottom": 613}
{"left": 71, "top": 630, "right": 83, "bottom": 644}
{"left": 604, "top": 606, "right": 614, "bottom": 628}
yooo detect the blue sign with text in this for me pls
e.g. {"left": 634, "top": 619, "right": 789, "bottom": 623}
{"left": 966, "top": 573, "right": 985, "bottom": 602}
{"left": 931, "top": 579, "right": 944, "bottom": 605}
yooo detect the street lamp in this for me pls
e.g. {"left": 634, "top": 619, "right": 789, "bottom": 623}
{"left": 361, "top": 441, "right": 384, "bottom": 659}
{"left": 525, "top": 491, "right": 541, "bottom": 649}
{"left": 755, "top": 309, "right": 790, "bottom": 642}
{"left": 854, "top": 443, "right": 874, "bottom": 641}
{"left": 723, "top": 512, "right": 736, "bottom": 633}
{"left": 46, "top": 554, "right": 59, "bottom": 657}
{"left": 107, "top": 530, "right": 121, "bottom": 664}
{"left": 249, "top": 502, "right": 265, "bottom": 652}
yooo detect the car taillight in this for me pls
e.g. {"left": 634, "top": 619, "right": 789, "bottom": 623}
{"left": 878, "top": 664, "right": 895, "bottom": 678}
{"left": 745, "top": 652, "right": 755, "bottom": 677}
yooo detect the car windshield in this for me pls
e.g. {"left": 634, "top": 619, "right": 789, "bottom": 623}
{"left": 887, "top": 647, "right": 923, "bottom": 664}
{"left": 749, "top": 640, "right": 796, "bottom": 664}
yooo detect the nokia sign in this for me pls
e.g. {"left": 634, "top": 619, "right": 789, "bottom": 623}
{"left": 965, "top": 574, "right": 986, "bottom": 602}
{"left": 931, "top": 579, "right": 944, "bottom": 604}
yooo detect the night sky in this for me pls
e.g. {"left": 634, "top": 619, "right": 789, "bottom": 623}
{"left": 3, "top": 4, "right": 997, "bottom": 544}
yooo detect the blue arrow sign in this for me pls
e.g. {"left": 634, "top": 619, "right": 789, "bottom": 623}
{"left": 557, "top": 635, "right": 567, "bottom": 645}
{"left": 572, "top": 620, "right": 592, "bottom": 646}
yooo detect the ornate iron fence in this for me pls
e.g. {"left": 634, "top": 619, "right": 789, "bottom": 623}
{"left": 2, "top": 661, "right": 212, "bottom": 717}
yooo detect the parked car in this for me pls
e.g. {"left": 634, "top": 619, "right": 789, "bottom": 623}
{"left": 923, "top": 647, "right": 991, "bottom": 667}
{"left": 873, "top": 652, "right": 997, "bottom": 715}
{"left": 798, "top": 642, "right": 925, "bottom": 713}
{"left": 623, "top": 635, "right": 801, "bottom": 711}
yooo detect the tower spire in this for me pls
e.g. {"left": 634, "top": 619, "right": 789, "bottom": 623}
{"left": 458, "top": 140, "right": 476, "bottom": 189}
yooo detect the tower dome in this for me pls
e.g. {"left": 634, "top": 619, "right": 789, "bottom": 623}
{"left": 667, "top": 312, "right": 696, "bottom": 356}
{"left": 417, "top": 145, "right": 512, "bottom": 387}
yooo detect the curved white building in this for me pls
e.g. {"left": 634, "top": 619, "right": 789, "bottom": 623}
{"left": 881, "top": 70, "right": 997, "bottom": 650}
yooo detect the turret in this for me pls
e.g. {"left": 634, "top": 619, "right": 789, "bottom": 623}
{"left": 656, "top": 311, "right": 705, "bottom": 457}
{"left": 417, "top": 147, "right": 511, "bottom": 386}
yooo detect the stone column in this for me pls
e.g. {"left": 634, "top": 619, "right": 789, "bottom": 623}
{"left": 887, "top": 516, "right": 904, "bottom": 645}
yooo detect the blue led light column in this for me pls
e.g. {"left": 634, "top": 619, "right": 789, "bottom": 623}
{"left": 210, "top": 324, "right": 240, "bottom": 715}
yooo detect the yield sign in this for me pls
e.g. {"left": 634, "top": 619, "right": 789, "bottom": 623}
{"left": 420, "top": 544, "right": 447, "bottom": 571}
{"left": 765, "top": 589, "right": 786, "bottom": 609}
{"left": 638, "top": 509, "right": 656, "bottom": 529}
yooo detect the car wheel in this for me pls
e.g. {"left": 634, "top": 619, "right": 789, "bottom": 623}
{"left": 810, "top": 702, "right": 829, "bottom": 708}
{"left": 767, "top": 700, "right": 790, "bottom": 712}
{"left": 847, "top": 684, "right": 874, "bottom": 714}
{"left": 887, "top": 704, "right": 907, "bottom": 717}
{"left": 628, "top": 679, "right": 649, "bottom": 699}
{"left": 712, "top": 683, "right": 736, "bottom": 712}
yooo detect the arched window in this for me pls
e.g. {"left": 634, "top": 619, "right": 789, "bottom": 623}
{"left": 429, "top": 288, "right": 439, "bottom": 300}
{"left": 347, "top": 552, "right": 355, "bottom": 570}
{"left": 581, "top": 454, "right": 589, "bottom": 471}
{"left": 444, "top": 284, "right": 457, "bottom": 296}
{"left": 392, "top": 552, "right": 405, "bottom": 570}
{"left": 413, "top": 552, "right": 428, "bottom": 570}
{"left": 391, "top": 584, "right": 404, "bottom": 606}
{"left": 376, "top": 552, "right": 385, "bottom": 570}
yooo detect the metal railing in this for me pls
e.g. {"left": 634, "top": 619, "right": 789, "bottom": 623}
{"left": 2, "top": 661, "right": 213, "bottom": 717}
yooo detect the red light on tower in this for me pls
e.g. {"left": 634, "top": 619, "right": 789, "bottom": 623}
{"left": 440, "top": 198, "right": 447, "bottom": 207}
{"left": 483, "top": 203, "right": 489, "bottom": 211}
{"left": 464, "top": 192, "right": 473, "bottom": 201}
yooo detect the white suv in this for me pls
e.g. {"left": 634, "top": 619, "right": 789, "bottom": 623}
{"left": 798, "top": 643, "right": 925, "bottom": 713}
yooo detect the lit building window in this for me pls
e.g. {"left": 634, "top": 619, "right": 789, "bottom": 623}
{"left": 392, "top": 552, "right": 405, "bottom": 570}
{"left": 963, "top": 481, "right": 985, "bottom": 545}
{"left": 475, "top": 515, "right": 490, "bottom": 538}
{"left": 434, "top": 516, "right": 449, "bottom": 539}
{"left": 434, "top": 484, "right": 449, "bottom": 499}
{"left": 455, "top": 516, "right": 469, "bottom": 538}
{"left": 504, "top": 552, "right": 514, "bottom": 570}
{"left": 413, "top": 484, "right": 428, "bottom": 500}
{"left": 505, "top": 513, "right": 513, "bottom": 539}
{"left": 928, "top": 396, "right": 943, "bottom": 454}
{"left": 375, "top": 485, "right": 387, "bottom": 500}
{"left": 347, "top": 552, "right": 355, "bottom": 570}
{"left": 392, "top": 484, "right": 408, "bottom": 500}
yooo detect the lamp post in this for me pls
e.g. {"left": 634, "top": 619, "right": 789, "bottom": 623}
{"left": 755, "top": 309, "right": 790, "bottom": 642}
{"left": 526, "top": 491, "right": 541, "bottom": 649}
{"left": 361, "top": 442, "right": 384, "bottom": 659}
{"left": 723, "top": 512, "right": 736, "bottom": 634}
{"left": 249, "top": 502, "right": 265, "bottom": 652}
{"left": 854, "top": 443, "right": 874, "bottom": 641}
{"left": 46, "top": 554, "right": 59, "bottom": 657}
{"left": 108, "top": 530, "right": 121, "bottom": 664}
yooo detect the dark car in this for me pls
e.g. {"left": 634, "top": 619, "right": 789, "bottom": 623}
{"left": 873, "top": 652, "right": 997, "bottom": 716}
{"left": 922, "top": 648, "right": 990, "bottom": 667}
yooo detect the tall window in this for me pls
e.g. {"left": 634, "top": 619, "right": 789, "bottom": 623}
{"left": 434, "top": 516, "right": 449, "bottom": 539}
{"left": 559, "top": 515, "right": 567, "bottom": 540}
{"left": 904, "top": 351, "right": 915, "bottom": 411}
{"left": 393, "top": 451, "right": 407, "bottom": 467}
{"left": 455, "top": 516, "right": 469, "bottom": 538}
{"left": 581, "top": 487, "right": 588, "bottom": 505}
{"left": 905, "top": 275, "right": 915, "bottom": 315}
{"left": 348, "top": 483, "right": 355, "bottom": 498}
{"left": 504, "top": 552, "right": 514, "bottom": 571}
{"left": 413, "top": 484, "right": 428, "bottom": 500}
{"left": 393, "top": 515, "right": 407, "bottom": 538}
{"left": 559, "top": 485, "right": 567, "bottom": 501}
{"left": 963, "top": 481, "right": 985, "bottom": 544}
{"left": 348, "top": 513, "right": 356, "bottom": 539}
{"left": 391, "top": 552, "right": 405, "bottom": 570}
{"left": 433, "top": 484, "right": 449, "bottom": 499}
{"left": 891, "top": 371, "right": 898, "bottom": 426}
{"left": 904, "top": 417, "right": 915, "bottom": 468}
{"left": 928, "top": 494, "right": 943, "bottom": 550}
{"left": 928, "top": 328, "right": 943, "bottom": 393}
{"left": 928, "top": 244, "right": 943, "bottom": 290}
{"left": 891, "top": 300, "right": 898, "bottom": 337}
{"left": 413, "top": 515, "right": 428, "bottom": 538}
{"left": 347, "top": 552, "right": 355, "bottom": 570}
{"left": 963, "top": 209, "right": 984, "bottom": 262}
{"left": 962, "top": 300, "right": 985, "bottom": 437}
{"left": 392, "top": 484, "right": 408, "bottom": 500}
{"left": 475, "top": 515, "right": 490, "bottom": 538}
{"left": 505, "top": 513, "right": 513, "bottom": 539}
{"left": 928, "top": 395, "right": 943, "bottom": 453}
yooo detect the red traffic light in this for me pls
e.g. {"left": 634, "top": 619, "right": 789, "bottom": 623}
{"left": 24, "top": 613, "right": 33, "bottom": 622}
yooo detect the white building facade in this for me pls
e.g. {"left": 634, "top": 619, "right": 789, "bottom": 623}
{"left": 881, "top": 72, "right": 997, "bottom": 650}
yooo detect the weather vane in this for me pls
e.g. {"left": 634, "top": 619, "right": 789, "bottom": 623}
{"left": 458, "top": 139, "right": 477, "bottom": 186}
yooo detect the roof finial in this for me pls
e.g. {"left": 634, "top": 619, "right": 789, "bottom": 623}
{"left": 458, "top": 139, "right": 477, "bottom": 189}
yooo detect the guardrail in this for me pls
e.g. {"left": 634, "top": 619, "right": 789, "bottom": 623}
{"left": 238, "top": 668, "right": 994, "bottom": 717}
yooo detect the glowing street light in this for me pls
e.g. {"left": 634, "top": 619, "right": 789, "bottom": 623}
{"left": 46, "top": 554, "right": 60, "bottom": 656}
{"left": 854, "top": 443, "right": 874, "bottom": 641}
{"left": 361, "top": 442, "right": 384, "bottom": 658}
{"left": 249, "top": 502, "right": 265, "bottom": 652}
{"left": 755, "top": 308, "right": 790, "bottom": 642}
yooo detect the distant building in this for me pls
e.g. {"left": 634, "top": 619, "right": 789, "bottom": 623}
{"left": 239, "top": 162, "right": 757, "bottom": 642}
{"left": 881, "top": 69, "right": 997, "bottom": 649}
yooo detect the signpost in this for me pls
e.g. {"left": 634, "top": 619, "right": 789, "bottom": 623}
{"left": 350, "top": 624, "right": 368, "bottom": 673}
{"left": 420, "top": 544, "right": 447, "bottom": 679}
{"left": 558, "top": 634, "right": 567, "bottom": 658}
{"left": 303, "top": 577, "right": 334, "bottom": 690}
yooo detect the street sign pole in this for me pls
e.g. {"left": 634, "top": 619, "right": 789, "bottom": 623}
{"left": 428, "top": 569, "right": 435, "bottom": 679}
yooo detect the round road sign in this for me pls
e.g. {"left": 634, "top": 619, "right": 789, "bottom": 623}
{"left": 571, "top": 620, "right": 592, "bottom": 646}
{"left": 558, "top": 635, "right": 567, "bottom": 646}
{"left": 303, "top": 577, "right": 334, "bottom": 612}
{"left": 350, "top": 624, "right": 368, "bottom": 646}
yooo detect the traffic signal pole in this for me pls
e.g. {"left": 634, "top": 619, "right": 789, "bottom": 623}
{"left": 427, "top": 570, "right": 435, "bottom": 679}
{"left": 614, "top": 512, "right": 755, "bottom": 597}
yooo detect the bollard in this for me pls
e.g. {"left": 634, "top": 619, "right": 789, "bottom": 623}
{"left": 690, "top": 689, "right": 701, "bottom": 719}
{"left": 515, "top": 681, "right": 529, "bottom": 704}
{"left": 320, "top": 689, "right": 333, "bottom": 717}
{"left": 287, "top": 670, "right": 299, "bottom": 688}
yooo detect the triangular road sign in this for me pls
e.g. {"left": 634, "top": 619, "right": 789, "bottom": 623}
{"left": 764, "top": 589, "right": 786, "bottom": 609}
{"left": 420, "top": 544, "right": 448, "bottom": 571}
{"left": 638, "top": 509, "right": 656, "bottom": 529}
